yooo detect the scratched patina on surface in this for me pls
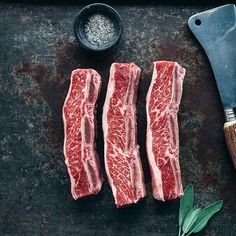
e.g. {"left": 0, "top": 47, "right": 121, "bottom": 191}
{"left": 0, "top": 2, "right": 235, "bottom": 236}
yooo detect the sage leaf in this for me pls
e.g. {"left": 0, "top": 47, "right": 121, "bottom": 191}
{"left": 189, "top": 200, "right": 223, "bottom": 234}
{"left": 179, "top": 184, "right": 194, "bottom": 227}
{"left": 182, "top": 206, "right": 201, "bottom": 234}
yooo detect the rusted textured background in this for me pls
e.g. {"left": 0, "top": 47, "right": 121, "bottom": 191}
{"left": 0, "top": 1, "right": 236, "bottom": 235}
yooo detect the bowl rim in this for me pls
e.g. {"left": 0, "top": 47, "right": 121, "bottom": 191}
{"left": 74, "top": 3, "right": 123, "bottom": 52}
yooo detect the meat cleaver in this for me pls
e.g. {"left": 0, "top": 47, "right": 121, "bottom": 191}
{"left": 188, "top": 4, "right": 236, "bottom": 168}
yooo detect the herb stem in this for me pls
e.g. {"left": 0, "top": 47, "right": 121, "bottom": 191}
{"left": 178, "top": 227, "right": 181, "bottom": 236}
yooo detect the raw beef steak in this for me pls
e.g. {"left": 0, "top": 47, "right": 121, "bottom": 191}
{"left": 63, "top": 69, "right": 103, "bottom": 199}
{"left": 146, "top": 61, "right": 185, "bottom": 201}
{"left": 103, "top": 63, "right": 146, "bottom": 207}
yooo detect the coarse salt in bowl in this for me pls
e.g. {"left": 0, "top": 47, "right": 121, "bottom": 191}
{"left": 74, "top": 3, "right": 123, "bottom": 52}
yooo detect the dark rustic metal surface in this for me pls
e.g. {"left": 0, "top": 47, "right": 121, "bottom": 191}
{"left": 0, "top": 2, "right": 236, "bottom": 236}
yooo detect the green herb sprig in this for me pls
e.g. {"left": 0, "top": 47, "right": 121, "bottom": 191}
{"left": 178, "top": 185, "right": 223, "bottom": 236}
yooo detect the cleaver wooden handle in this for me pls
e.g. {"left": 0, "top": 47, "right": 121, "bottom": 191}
{"left": 224, "top": 120, "right": 236, "bottom": 169}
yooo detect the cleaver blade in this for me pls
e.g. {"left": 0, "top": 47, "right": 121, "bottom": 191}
{"left": 188, "top": 4, "right": 236, "bottom": 168}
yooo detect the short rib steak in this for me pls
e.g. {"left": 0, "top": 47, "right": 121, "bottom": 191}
{"left": 103, "top": 63, "right": 146, "bottom": 207}
{"left": 63, "top": 69, "right": 103, "bottom": 199}
{"left": 146, "top": 61, "right": 185, "bottom": 201}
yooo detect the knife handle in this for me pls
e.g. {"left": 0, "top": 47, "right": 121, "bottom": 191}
{"left": 224, "top": 120, "right": 236, "bottom": 169}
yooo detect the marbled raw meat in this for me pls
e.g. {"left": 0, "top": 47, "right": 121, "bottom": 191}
{"left": 63, "top": 69, "right": 103, "bottom": 199}
{"left": 146, "top": 61, "right": 185, "bottom": 201}
{"left": 103, "top": 63, "right": 146, "bottom": 207}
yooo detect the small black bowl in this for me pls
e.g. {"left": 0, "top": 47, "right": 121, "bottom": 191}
{"left": 74, "top": 3, "right": 123, "bottom": 52}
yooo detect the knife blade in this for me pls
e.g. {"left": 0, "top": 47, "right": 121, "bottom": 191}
{"left": 188, "top": 4, "right": 236, "bottom": 168}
